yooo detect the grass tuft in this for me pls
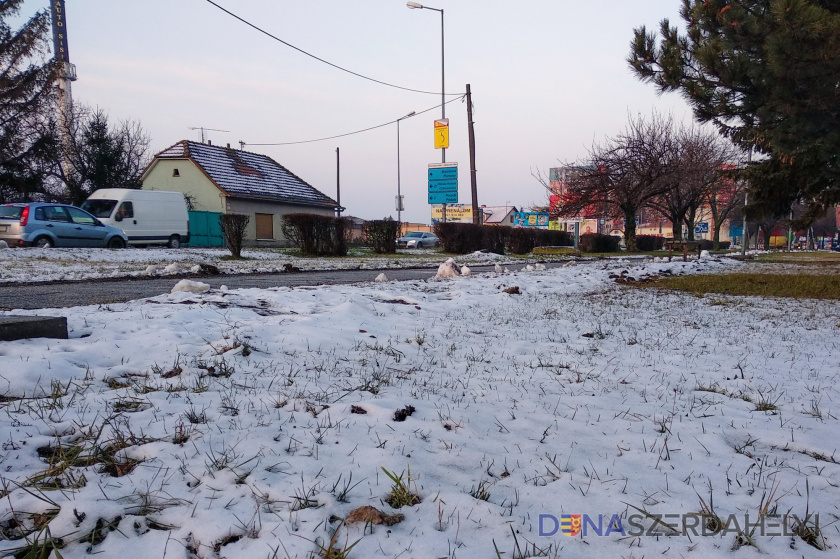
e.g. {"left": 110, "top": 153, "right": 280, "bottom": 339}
{"left": 382, "top": 466, "right": 421, "bottom": 509}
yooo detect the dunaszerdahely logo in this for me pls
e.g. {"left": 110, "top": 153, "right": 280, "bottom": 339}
{"left": 539, "top": 513, "right": 818, "bottom": 538}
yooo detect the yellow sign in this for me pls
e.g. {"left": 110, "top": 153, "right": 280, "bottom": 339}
{"left": 434, "top": 119, "right": 449, "bottom": 149}
{"left": 431, "top": 203, "right": 472, "bottom": 223}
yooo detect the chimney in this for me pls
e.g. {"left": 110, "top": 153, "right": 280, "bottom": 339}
{"left": 207, "top": 140, "right": 212, "bottom": 146}
{"left": 226, "top": 143, "right": 231, "bottom": 149}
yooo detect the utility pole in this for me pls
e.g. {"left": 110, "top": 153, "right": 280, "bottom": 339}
{"left": 336, "top": 147, "right": 341, "bottom": 217}
{"left": 466, "top": 84, "right": 479, "bottom": 224}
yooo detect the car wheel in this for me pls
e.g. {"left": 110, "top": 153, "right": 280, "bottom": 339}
{"left": 107, "top": 237, "right": 126, "bottom": 249}
{"left": 168, "top": 235, "right": 181, "bottom": 249}
{"left": 34, "top": 236, "right": 53, "bottom": 249}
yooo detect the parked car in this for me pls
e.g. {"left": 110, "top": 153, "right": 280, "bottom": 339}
{"left": 81, "top": 188, "right": 190, "bottom": 248}
{"left": 398, "top": 231, "right": 439, "bottom": 248}
{"left": 0, "top": 203, "right": 128, "bottom": 248}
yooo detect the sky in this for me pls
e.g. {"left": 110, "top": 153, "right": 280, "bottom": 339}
{"left": 38, "top": 0, "right": 695, "bottom": 223}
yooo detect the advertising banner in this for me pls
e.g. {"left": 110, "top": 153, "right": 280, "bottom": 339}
{"left": 51, "top": 0, "right": 70, "bottom": 63}
{"left": 512, "top": 212, "right": 550, "bottom": 229}
{"left": 431, "top": 204, "right": 473, "bottom": 224}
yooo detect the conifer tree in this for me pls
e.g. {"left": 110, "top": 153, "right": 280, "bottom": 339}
{"left": 628, "top": 0, "right": 840, "bottom": 221}
{"left": 0, "top": 0, "right": 58, "bottom": 202}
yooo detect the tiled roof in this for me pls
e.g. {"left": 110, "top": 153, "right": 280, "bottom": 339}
{"left": 482, "top": 206, "right": 517, "bottom": 224}
{"left": 154, "top": 141, "right": 338, "bottom": 208}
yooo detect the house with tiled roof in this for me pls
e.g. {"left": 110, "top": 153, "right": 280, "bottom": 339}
{"left": 141, "top": 140, "right": 339, "bottom": 246}
{"left": 481, "top": 205, "right": 518, "bottom": 226}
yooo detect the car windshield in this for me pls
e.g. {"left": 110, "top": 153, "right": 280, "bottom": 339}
{"left": 0, "top": 206, "right": 23, "bottom": 219}
{"left": 81, "top": 200, "right": 117, "bottom": 218}
{"left": 405, "top": 232, "right": 423, "bottom": 238}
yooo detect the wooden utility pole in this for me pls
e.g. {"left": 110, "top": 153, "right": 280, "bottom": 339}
{"left": 336, "top": 147, "right": 341, "bottom": 216}
{"left": 466, "top": 84, "right": 479, "bottom": 224}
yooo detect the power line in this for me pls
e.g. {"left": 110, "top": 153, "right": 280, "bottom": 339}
{"left": 244, "top": 96, "right": 464, "bottom": 147}
{"left": 203, "top": 0, "right": 464, "bottom": 97}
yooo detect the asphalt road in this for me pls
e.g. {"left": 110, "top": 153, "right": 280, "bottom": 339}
{"left": 0, "top": 263, "right": 570, "bottom": 310}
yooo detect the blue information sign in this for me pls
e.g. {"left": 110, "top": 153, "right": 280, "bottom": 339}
{"left": 429, "top": 191, "right": 458, "bottom": 204}
{"left": 428, "top": 167, "right": 458, "bottom": 181}
{"left": 428, "top": 162, "right": 458, "bottom": 205}
{"left": 428, "top": 179, "right": 458, "bottom": 192}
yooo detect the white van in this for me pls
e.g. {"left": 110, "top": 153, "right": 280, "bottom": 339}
{"left": 81, "top": 189, "right": 190, "bottom": 248}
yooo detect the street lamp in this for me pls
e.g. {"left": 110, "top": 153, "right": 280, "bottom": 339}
{"left": 397, "top": 111, "right": 416, "bottom": 226}
{"left": 407, "top": 1, "right": 446, "bottom": 223}
{"left": 407, "top": 2, "right": 445, "bottom": 163}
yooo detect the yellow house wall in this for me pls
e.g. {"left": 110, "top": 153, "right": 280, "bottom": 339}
{"left": 142, "top": 159, "right": 226, "bottom": 213}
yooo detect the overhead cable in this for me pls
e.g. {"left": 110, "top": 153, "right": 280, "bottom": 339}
{"left": 203, "top": 0, "right": 464, "bottom": 96}
{"left": 245, "top": 96, "right": 464, "bottom": 146}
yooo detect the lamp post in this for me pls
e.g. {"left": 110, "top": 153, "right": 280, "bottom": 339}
{"left": 407, "top": 2, "right": 445, "bottom": 164}
{"left": 407, "top": 2, "right": 447, "bottom": 222}
{"left": 397, "top": 111, "right": 416, "bottom": 226}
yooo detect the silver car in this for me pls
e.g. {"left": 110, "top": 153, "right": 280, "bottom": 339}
{"left": 397, "top": 231, "right": 439, "bottom": 248}
{"left": 0, "top": 203, "right": 128, "bottom": 248}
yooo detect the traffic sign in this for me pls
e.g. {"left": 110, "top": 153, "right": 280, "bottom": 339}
{"left": 428, "top": 162, "right": 458, "bottom": 204}
{"left": 429, "top": 180, "right": 457, "bottom": 192}
{"left": 428, "top": 166, "right": 458, "bottom": 181}
{"left": 434, "top": 119, "right": 449, "bottom": 149}
{"left": 429, "top": 191, "right": 458, "bottom": 204}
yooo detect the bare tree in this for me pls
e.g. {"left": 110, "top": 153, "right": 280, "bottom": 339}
{"left": 219, "top": 214, "right": 250, "bottom": 259}
{"left": 706, "top": 164, "right": 746, "bottom": 250}
{"left": 559, "top": 113, "right": 677, "bottom": 251}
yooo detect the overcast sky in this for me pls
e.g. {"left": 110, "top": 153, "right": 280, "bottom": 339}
{"left": 48, "top": 0, "right": 695, "bottom": 223}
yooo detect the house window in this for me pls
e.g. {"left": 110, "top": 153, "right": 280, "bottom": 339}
{"left": 172, "top": 168, "right": 180, "bottom": 177}
{"left": 255, "top": 213, "right": 274, "bottom": 240}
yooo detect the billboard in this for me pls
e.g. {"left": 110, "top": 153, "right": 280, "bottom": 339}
{"left": 513, "top": 212, "right": 550, "bottom": 229}
{"left": 51, "top": 0, "right": 70, "bottom": 63}
{"left": 431, "top": 204, "right": 473, "bottom": 224}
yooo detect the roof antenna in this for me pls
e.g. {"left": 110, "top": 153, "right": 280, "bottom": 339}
{"left": 188, "top": 127, "right": 230, "bottom": 144}
{"left": 239, "top": 141, "right": 246, "bottom": 150}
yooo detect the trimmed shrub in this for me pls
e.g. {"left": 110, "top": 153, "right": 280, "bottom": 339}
{"left": 281, "top": 213, "right": 349, "bottom": 256}
{"left": 534, "top": 229, "right": 574, "bottom": 248}
{"left": 219, "top": 213, "right": 250, "bottom": 259}
{"left": 635, "top": 235, "right": 666, "bottom": 252}
{"left": 363, "top": 218, "right": 400, "bottom": 254}
{"left": 698, "top": 239, "right": 731, "bottom": 251}
{"left": 507, "top": 228, "right": 537, "bottom": 255}
{"left": 579, "top": 233, "right": 621, "bottom": 253}
{"left": 433, "top": 223, "right": 485, "bottom": 254}
{"left": 482, "top": 227, "right": 510, "bottom": 255}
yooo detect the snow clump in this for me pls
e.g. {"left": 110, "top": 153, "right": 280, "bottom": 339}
{"left": 171, "top": 279, "right": 210, "bottom": 294}
{"left": 375, "top": 273, "right": 388, "bottom": 282}
{"left": 435, "top": 258, "right": 460, "bottom": 279}
{"left": 461, "top": 265, "right": 471, "bottom": 277}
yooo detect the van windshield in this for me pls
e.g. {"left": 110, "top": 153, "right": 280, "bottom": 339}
{"left": 81, "top": 200, "right": 117, "bottom": 218}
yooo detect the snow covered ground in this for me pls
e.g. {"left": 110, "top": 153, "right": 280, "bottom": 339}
{"left": 0, "top": 246, "right": 517, "bottom": 284}
{"left": 1, "top": 255, "right": 838, "bottom": 558}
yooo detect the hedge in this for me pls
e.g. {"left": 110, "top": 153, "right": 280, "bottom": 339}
{"left": 280, "top": 213, "right": 349, "bottom": 256}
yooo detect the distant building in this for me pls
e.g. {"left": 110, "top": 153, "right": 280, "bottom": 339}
{"left": 142, "top": 140, "right": 339, "bottom": 246}
{"left": 481, "top": 205, "right": 518, "bottom": 226}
